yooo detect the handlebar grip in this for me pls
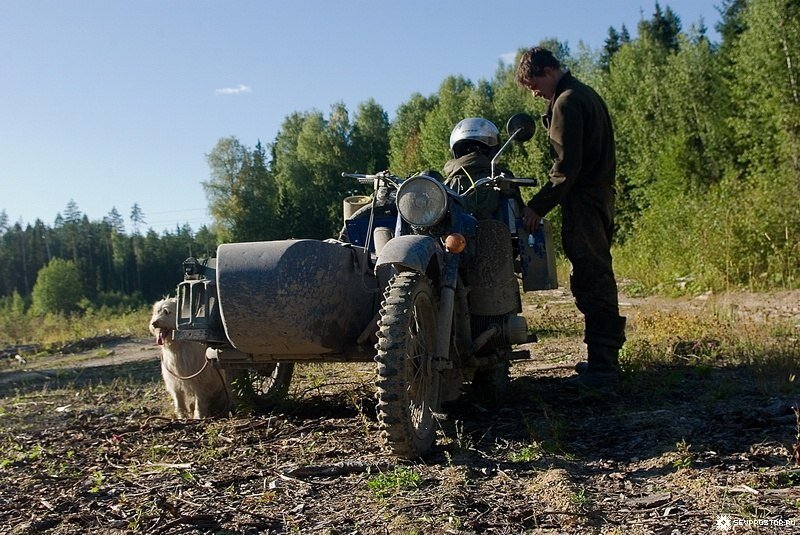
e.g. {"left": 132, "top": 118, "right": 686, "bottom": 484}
{"left": 506, "top": 178, "right": 539, "bottom": 186}
{"left": 342, "top": 172, "right": 381, "bottom": 182}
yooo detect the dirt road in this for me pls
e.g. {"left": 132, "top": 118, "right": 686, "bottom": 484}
{"left": 1, "top": 290, "right": 798, "bottom": 534}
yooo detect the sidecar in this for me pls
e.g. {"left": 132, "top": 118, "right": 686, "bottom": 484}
{"left": 175, "top": 237, "right": 383, "bottom": 371}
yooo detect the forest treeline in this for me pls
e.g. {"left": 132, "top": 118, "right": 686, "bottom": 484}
{"left": 1, "top": 0, "right": 798, "bottom": 315}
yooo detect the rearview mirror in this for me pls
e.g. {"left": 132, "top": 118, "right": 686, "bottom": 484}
{"left": 506, "top": 113, "right": 536, "bottom": 142}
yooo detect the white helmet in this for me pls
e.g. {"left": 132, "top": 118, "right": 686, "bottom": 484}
{"left": 449, "top": 117, "right": 500, "bottom": 158}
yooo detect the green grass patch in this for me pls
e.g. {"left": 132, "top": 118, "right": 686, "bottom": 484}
{"left": 368, "top": 466, "right": 421, "bottom": 498}
{"left": 0, "top": 302, "right": 151, "bottom": 346}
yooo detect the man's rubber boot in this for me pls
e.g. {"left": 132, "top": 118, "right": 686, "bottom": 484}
{"left": 573, "top": 315, "right": 626, "bottom": 377}
{"left": 565, "top": 344, "right": 621, "bottom": 391}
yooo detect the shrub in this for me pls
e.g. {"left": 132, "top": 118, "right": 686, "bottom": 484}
{"left": 615, "top": 171, "right": 800, "bottom": 293}
{"left": 0, "top": 291, "right": 31, "bottom": 343}
{"left": 31, "top": 259, "right": 85, "bottom": 315}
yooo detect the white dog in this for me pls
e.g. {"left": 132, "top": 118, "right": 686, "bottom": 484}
{"left": 149, "top": 298, "right": 231, "bottom": 418}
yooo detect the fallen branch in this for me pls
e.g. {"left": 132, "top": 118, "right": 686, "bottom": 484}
{"left": 58, "top": 334, "right": 131, "bottom": 354}
{"left": 284, "top": 460, "right": 394, "bottom": 479}
{"left": 1, "top": 343, "right": 42, "bottom": 358}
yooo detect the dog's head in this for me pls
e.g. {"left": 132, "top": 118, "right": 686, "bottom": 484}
{"left": 150, "top": 297, "right": 178, "bottom": 345}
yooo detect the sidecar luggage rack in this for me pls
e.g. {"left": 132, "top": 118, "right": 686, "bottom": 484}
{"left": 175, "top": 277, "right": 224, "bottom": 342}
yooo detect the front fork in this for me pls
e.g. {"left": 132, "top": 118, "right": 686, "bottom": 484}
{"left": 434, "top": 251, "right": 460, "bottom": 371}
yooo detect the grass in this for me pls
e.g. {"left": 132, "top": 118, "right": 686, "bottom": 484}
{"left": 617, "top": 302, "right": 799, "bottom": 393}
{"left": 508, "top": 414, "right": 565, "bottom": 463}
{"left": 570, "top": 486, "right": 591, "bottom": 507}
{"left": 368, "top": 466, "right": 421, "bottom": 498}
{"left": 95, "top": 347, "right": 114, "bottom": 358}
{"left": 673, "top": 438, "right": 695, "bottom": 470}
{"left": 508, "top": 443, "right": 545, "bottom": 462}
{"left": 0, "top": 442, "right": 46, "bottom": 469}
{"left": 0, "top": 305, "right": 151, "bottom": 347}
{"left": 614, "top": 176, "right": 800, "bottom": 295}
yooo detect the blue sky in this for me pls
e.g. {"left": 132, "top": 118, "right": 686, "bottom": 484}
{"left": 1, "top": 0, "right": 722, "bottom": 233}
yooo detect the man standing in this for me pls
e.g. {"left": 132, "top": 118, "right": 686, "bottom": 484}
{"left": 516, "top": 47, "right": 626, "bottom": 389}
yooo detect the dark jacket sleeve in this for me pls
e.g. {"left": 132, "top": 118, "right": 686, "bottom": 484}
{"left": 527, "top": 90, "right": 584, "bottom": 216}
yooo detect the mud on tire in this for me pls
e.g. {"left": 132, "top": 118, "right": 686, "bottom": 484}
{"left": 375, "top": 272, "right": 441, "bottom": 458}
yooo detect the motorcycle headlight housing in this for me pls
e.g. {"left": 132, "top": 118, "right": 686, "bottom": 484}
{"left": 396, "top": 175, "right": 448, "bottom": 227}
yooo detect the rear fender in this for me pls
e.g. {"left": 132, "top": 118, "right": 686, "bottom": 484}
{"left": 374, "top": 235, "right": 441, "bottom": 275}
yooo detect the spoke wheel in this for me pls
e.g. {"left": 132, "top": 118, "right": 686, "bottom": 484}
{"left": 375, "top": 272, "right": 441, "bottom": 458}
{"left": 229, "top": 363, "right": 294, "bottom": 411}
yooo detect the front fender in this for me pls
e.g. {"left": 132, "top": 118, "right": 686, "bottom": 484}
{"left": 375, "top": 235, "right": 441, "bottom": 274}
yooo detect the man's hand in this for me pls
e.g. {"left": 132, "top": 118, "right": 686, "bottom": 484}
{"left": 523, "top": 206, "right": 542, "bottom": 233}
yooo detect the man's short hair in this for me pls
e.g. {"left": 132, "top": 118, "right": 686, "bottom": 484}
{"left": 515, "top": 47, "right": 562, "bottom": 87}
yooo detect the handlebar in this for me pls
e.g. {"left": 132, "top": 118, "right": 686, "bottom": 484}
{"left": 341, "top": 171, "right": 403, "bottom": 188}
{"left": 343, "top": 171, "right": 537, "bottom": 197}
{"left": 341, "top": 172, "right": 381, "bottom": 185}
{"left": 504, "top": 177, "right": 538, "bottom": 186}
{"left": 462, "top": 174, "right": 538, "bottom": 196}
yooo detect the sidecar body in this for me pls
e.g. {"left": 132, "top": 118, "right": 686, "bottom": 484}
{"left": 176, "top": 238, "right": 381, "bottom": 364}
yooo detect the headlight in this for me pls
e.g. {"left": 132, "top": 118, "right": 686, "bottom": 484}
{"left": 396, "top": 175, "right": 448, "bottom": 227}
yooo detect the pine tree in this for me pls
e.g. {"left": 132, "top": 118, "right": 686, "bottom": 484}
{"left": 130, "top": 203, "right": 146, "bottom": 235}
{"left": 638, "top": 2, "right": 682, "bottom": 52}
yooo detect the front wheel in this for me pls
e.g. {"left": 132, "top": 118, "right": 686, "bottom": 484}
{"left": 375, "top": 272, "right": 441, "bottom": 458}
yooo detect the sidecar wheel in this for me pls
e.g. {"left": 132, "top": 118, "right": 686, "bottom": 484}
{"left": 230, "top": 363, "right": 294, "bottom": 411}
{"left": 375, "top": 272, "right": 441, "bottom": 458}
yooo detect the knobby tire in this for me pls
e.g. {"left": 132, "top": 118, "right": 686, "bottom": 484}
{"left": 375, "top": 272, "right": 441, "bottom": 458}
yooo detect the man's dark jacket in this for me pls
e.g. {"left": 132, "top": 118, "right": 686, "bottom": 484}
{"left": 528, "top": 72, "right": 616, "bottom": 216}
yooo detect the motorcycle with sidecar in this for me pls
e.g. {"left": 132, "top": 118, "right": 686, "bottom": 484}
{"left": 174, "top": 113, "right": 557, "bottom": 457}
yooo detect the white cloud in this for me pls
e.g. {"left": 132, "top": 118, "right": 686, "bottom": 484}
{"left": 499, "top": 51, "right": 517, "bottom": 65}
{"left": 215, "top": 84, "right": 253, "bottom": 96}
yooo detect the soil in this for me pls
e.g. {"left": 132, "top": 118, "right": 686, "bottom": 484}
{"left": 1, "top": 289, "right": 799, "bottom": 534}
